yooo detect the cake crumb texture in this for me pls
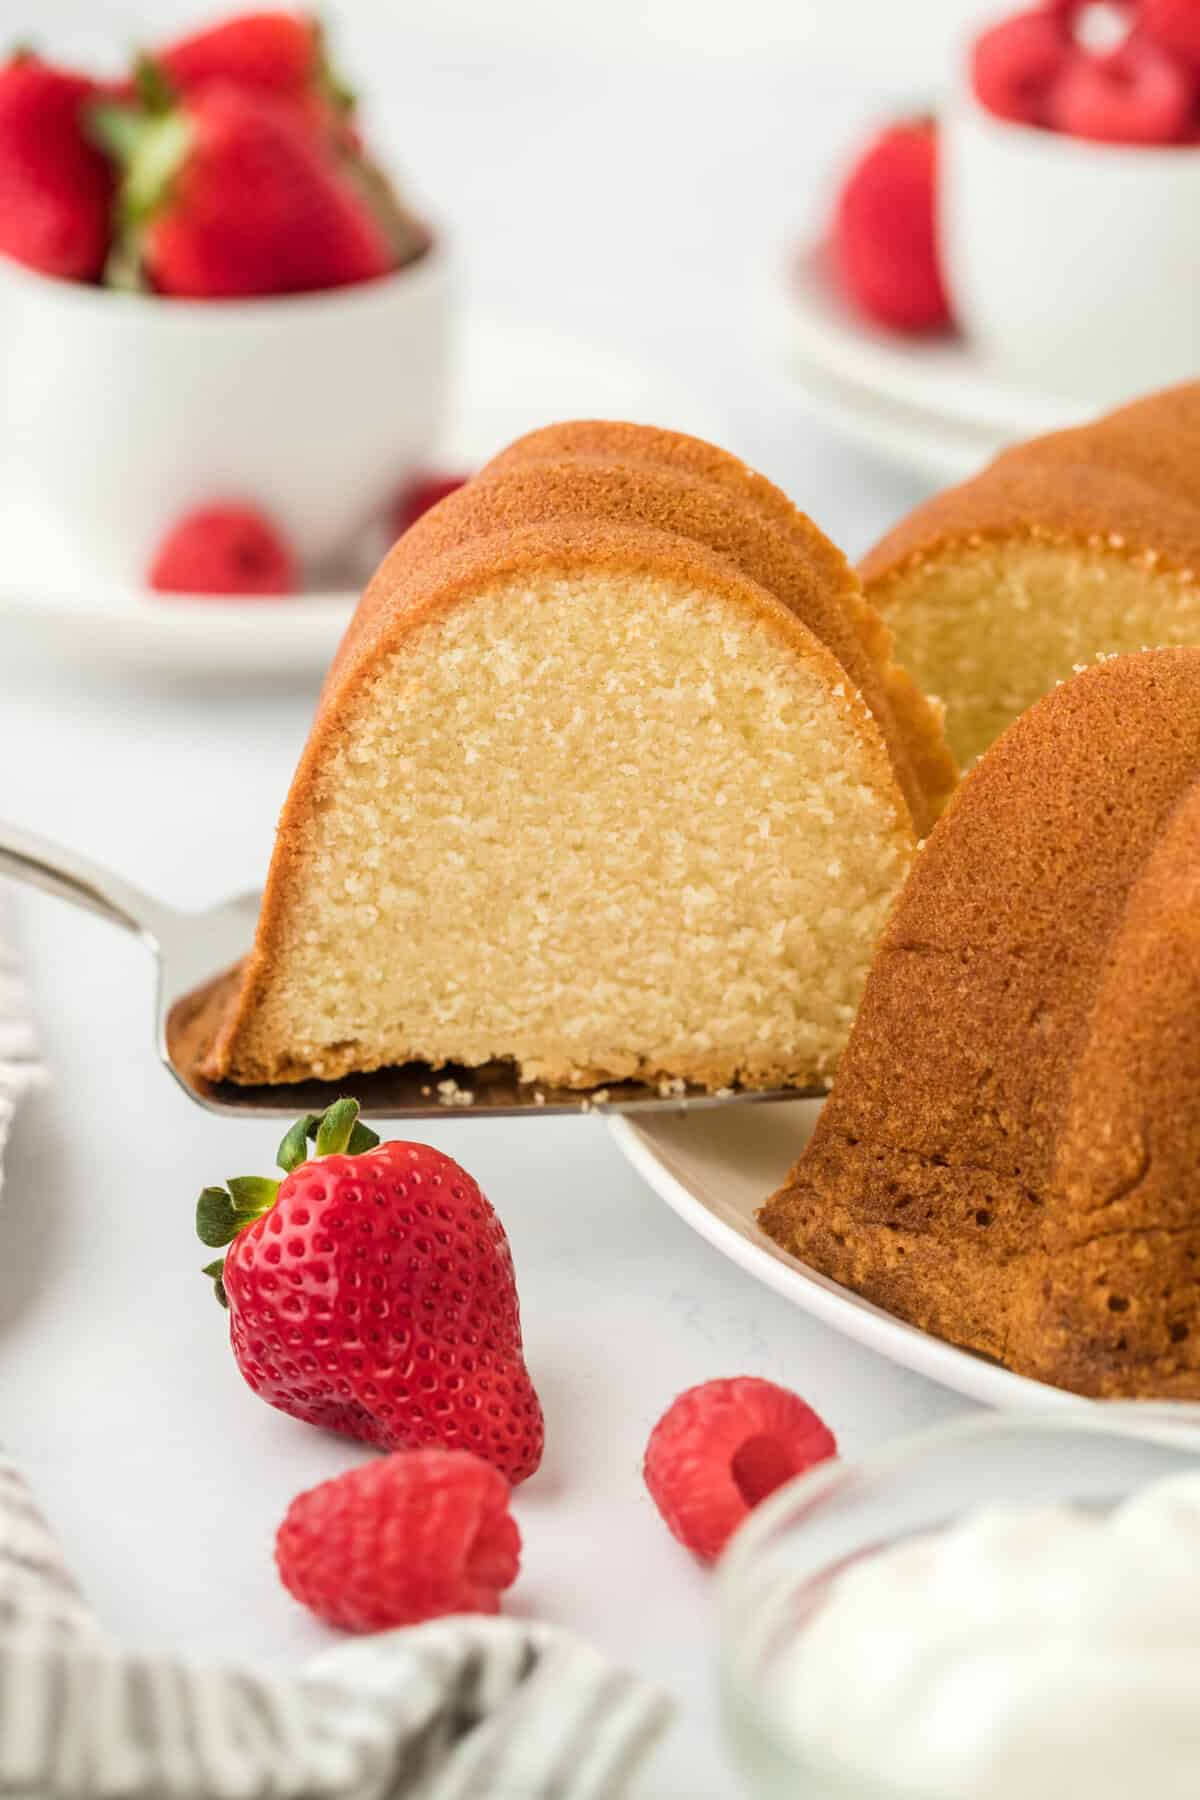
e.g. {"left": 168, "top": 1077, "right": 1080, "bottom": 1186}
{"left": 207, "top": 423, "right": 946, "bottom": 1093}
{"left": 216, "top": 570, "right": 910, "bottom": 1089}
{"left": 862, "top": 381, "right": 1200, "bottom": 767}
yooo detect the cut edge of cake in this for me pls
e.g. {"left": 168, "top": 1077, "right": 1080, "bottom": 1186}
{"left": 860, "top": 380, "right": 1200, "bottom": 769}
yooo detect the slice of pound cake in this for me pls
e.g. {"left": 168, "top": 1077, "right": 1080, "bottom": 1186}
{"left": 862, "top": 381, "right": 1200, "bottom": 767}
{"left": 204, "top": 421, "right": 954, "bottom": 1093}
{"left": 760, "top": 649, "right": 1200, "bottom": 1399}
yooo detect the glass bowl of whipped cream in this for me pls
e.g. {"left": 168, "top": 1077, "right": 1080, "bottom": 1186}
{"left": 717, "top": 1410, "right": 1200, "bottom": 1800}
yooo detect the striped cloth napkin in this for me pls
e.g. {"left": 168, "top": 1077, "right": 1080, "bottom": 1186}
{"left": 0, "top": 908, "right": 672, "bottom": 1798}
{"left": 0, "top": 899, "right": 41, "bottom": 1192}
{"left": 0, "top": 1459, "right": 672, "bottom": 1798}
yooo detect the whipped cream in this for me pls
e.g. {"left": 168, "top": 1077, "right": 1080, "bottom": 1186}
{"left": 772, "top": 1471, "right": 1200, "bottom": 1799}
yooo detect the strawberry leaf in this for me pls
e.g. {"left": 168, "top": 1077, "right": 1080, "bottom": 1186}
{"left": 196, "top": 1185, "right": 241, "bottom": 1248}
{"left": 201, "top": 1257, "right": 228, "bottom": 1309}
{"left": 277, "top": 1113, "right": 319, "bottom": 1174}
{"left": 86, "top": 100, "right": 149, "bottom": 165}
{"left": 314, "top": 1096, "right": 363, "bottom": 1156}
{"left": 122, "top": 110, "right": 192, "bottom": 223}
{"left": 276, "top": 1101, "right": 379, "bottom": 1172}
{"left": 226, "top": 1175, "right": 281, "bottom": 1214}
{"left": 347, "top": 1118, "right": 381, "bottom": 1155}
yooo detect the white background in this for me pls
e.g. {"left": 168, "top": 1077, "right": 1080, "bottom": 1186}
{"left": 18, "top": 1, "right": 993, "bottom": 77}
{"left": 2, "top": 3, "right": 1001, "bottom": 1794}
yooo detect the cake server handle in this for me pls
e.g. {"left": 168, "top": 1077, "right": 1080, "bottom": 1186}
{"left": 0, "top": 820, "right": 175, "bottom": 948}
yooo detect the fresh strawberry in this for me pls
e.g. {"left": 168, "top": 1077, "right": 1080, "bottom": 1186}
{"left": 830, "top": 118, "right": 953, "bottom": 333}
{"left": 276, "top": 1449, "right": 521, "bottom": 1632}
{"left": 149, "top": 503, "right": 297, "bottom": 595}
{"left": 1139, "top": 0, "right": 1200, "bottom": 76}
{"left": 971, "top": 7, "right": 1074, "bottom": 125}
{"left": 157, "top": 11, "right": 325, "bottom": 99}
{"left": 391, "top": 471, "right": 470, "bottom": 539}
{"left": 92, "top": 82, "right": 397, "bottom": 297}
{"left": 151, "top": 9, "right": 355, "bottom": 141}
{"left": 94, "top": 75, "right": 138, "bottom": 105}
{"left": 1048, "top": 37, "right": 1194, "bottom": 142}
{"left": 197, "top": 1099, "right": 544, "bottom": 1484}
{"left": 0, "top": 55, "right": 114, "bottom": 280}
{"left": 643, "top": 1377, "right": 836, "bottom": 1563}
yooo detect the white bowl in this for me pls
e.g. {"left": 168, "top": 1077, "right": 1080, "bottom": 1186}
{"left": 0, "top": 241, "right": 453, "bottom": 587}
{"left": 940, "top": 87, "right": 1200, "bottom": 409}
{"left": 718, "top": 1410, "right": 1200, "bottom": 1798}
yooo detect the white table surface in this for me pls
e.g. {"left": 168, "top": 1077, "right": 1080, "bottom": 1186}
{"left": 0, "top": 12, "right": 977, "bottom": 1795}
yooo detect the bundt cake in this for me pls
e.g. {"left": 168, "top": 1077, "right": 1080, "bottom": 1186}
{"left": 204, "top": 420, "right": 954, "bottom": 1092}
{"left": 760, "top": 648, "right": 1200, "bottom": 1399}
{"left": 861, "top": 381, "right": 1200, "bottom": 768}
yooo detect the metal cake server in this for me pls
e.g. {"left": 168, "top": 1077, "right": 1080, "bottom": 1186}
{"left": 0, "top": 821, "right": 810, "bottom": 1119}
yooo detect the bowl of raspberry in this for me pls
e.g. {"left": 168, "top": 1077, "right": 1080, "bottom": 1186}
{"left": 0, "top": 11, "right": 452, "bottom": 593}
{"left": 941, "top": 0, "right": 1200, "bottom": 407}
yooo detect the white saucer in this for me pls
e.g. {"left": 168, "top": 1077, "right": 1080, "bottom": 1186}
{"left": 609, "top": 1102, "right": 1165, "bottom": 1414}
{"left": 763, "top": 239, "right": 1096, "bottom": 484}
{"left": 1, "top": 310, "right": 726, "bottom": 678}
{"left": 768, "top": 347, "right": 1000, "bottom": 487}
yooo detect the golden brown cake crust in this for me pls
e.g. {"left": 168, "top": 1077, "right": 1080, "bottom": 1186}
{"left": 491, "top": 422, "right": 956, "bottom": 824}
{"left": 759, "top": 647, "right": 1200, "bottom": 1400}
{"left": 206, "top": 512, "right": 915, "bottom": 1085}
{"left": 1032, "top": 784, "right": 1200, "bottom": 1395}
{"left": 388, "top": 455, "right": 947, "bottom": 832}
{"left": 315, "top": 421, "right": 954, "bottom": 825}
{"left": 861, "top": 381, "right": 1200, "bottom": 592}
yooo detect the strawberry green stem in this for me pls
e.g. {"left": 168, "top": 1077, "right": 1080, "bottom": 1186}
{"left": 87, "top": 73, "right": 192, "bottom": 293}
{"left": 121, "top": 109, "right": 192, "bottom": 221}
{"left": 196, "top": 1099, "right": 380, "bottom": 1300}
{"left": 315, "top": 1096, "right": 365, "bottom": 1156}
{"left": 86, "top": 100, "right": 147, "bottom": 165}
{"left": 276, "top": 1097, "right": 378, "bottom": 1171}
{"left": 132, "top": 53, "right": 176, "bottom": 114}
{"left": 276, "top": 1113, "right": 320, "bottom": 1174}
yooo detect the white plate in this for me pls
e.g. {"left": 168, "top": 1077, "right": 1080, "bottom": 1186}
{"left": 608, "top": 1102, "right": 1082, "bottom": 1411}
{"left": 2, "top": 310, "right": 726, "bottom": 678}
{"left": 768, "top": 344, "right": 1000, "bottom": 487}
{"left": 763, "top": 240, "right": 1097, "bottom": 482}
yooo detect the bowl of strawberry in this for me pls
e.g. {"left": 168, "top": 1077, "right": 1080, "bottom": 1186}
{"left": 0, "top": 10, "right": 452, "bottom": 595}
{"left": 942, "top": 0, "right": 1200, "bottom": 405}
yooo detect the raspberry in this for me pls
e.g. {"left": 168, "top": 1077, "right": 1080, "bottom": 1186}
{"left": 830, "top": 119, "right": 953, "bottom": 334}
{"left": 1139, "top": 0, "right": 1200, "bottom": 75}
{"left": 275, "top": 1449, "right": 521, "bottom": 1633}
{"left": 148, "top": 503, "right": 296, "bottom": 596}
{"left": 1048, "top": 37, "right": 1194, "bottom": 143}
{"left": 392, "top": 470, "right": 470, "bottom": 538}
{"left": 643, "top": 1377, "right": 837, "bottom": 1563}
{"left": 971, "top": 8, "right": 1074, "bottom": 124}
